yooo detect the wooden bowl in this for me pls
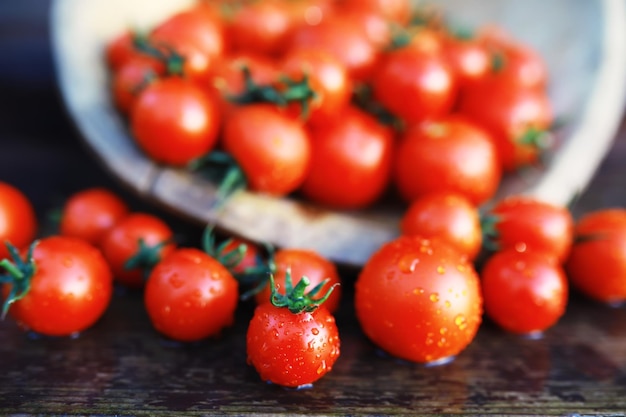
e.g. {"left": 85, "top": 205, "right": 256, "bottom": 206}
{"left": 50, "top": 0, "right": 626, "bottom": 266}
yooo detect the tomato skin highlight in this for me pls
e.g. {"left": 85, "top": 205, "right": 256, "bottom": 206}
{"left": 222, "top": 104, "right": 311, "bottom": 196}
{"left": 565, "top": 209, "right": 626, "bottom": 304}
{"left": 355, "top": 236, "right": 482, "bottom": 364}
{"left": 144, "top": 248, "right": 239, "bottom": 342}
{"left": 254, "top": 249, "right": 342, "bottom": 314}
{"left": 481, "top": 250, "right": 568, "bottom": 335}
{"left": 131, "top": 77, "right": 220, "bottom": 166}
{"left": 59, "top": 188, "right": 129, "bottom": 247}
{"left": 246, "top": 302, "right": 340, "bottom": 388}
{"left": 394, "top": 116, "right": 501, "bottom": 205}
{"left": 0, "top": 182, "right": 37, "bottom": 260}
{"left": 2, "top": 236, "right": 113, "bottom": 337}
{"left": 301, "top": 106, "right": 394, "bottom": 209}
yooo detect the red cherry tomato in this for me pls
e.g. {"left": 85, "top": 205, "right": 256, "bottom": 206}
{"left": 131, "top": 77, "right": 221, "bottom": 166}
{"left": 458, "top": 71, "right": 554, "bottom": 172}
{"left": 254, "top": 248, "right": 342, "bottom": 314}
{"left": 59, "top": 188, "right": 129, "bottom": 247}
{"left": 1, "top": 236, "right": 113, "bottom": 336}
{"left": 281, "top": 48, "right": 352, "bottom": 127}
{"left": 401, "top": 192, "right": 482, "bottom": 261}
{"left": 105, "top": 30, "right": 137, "bottom": 71}
{"left": 442, "top": 32, "right": 491, "bottom": 87}
{"left": 289, "top": 16, "right": 379, "bottom": 81}
{"left": 394, "top": 116, "right": 501, "bottom": 205}
{"left": 222, "top": 104, "right": 311, "bottom": 196}
{"left": 372, "top": 46, "right": 457, "bottom": 124}
{"left": 149, "top": 6, "right": 225, "bottom": 85}
{"left": 565, "top": 209, "right": 626, "bottom": 304}
{"left": 0, "top": 182, "right": 37, "bottom": 260}
{"left": 100, "top": 213, "right": 176, "bottom": 289}
{"left": 301, "top": 106, "right": 394, "bottom": 209}
{"left": 247, "top": 274, "right": 340, "bottom": 388}
{"left": 144, "top": 248, "right": 239, "bottom": 342}
{"left": 339, "top": 0, "right": 411, "bottom": 25}
{"left": 484, "top": 195, "right": 574, "bottom": 263}
{"left": 355, "top": 236, "right": 483, "bottom": 364}
{"left": 481, "top": 249, "right": 568, "bottom": 335}
{"left": 111, "top": 55, "right": 164, "bottom": 114}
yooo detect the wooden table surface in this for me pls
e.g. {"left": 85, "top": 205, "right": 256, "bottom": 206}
{"left": 2, "top": 2, "right": 626, "bottom": 416}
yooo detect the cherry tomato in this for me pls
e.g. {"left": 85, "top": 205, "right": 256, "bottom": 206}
{"left": 144, "top": 248, "right": 239, "bottom": 342}
{"left": 1, "top": 236, "right": 113, "bottom": 336}
{"left": 0, "top": 182, "right": 37, "bottom": 260}
{"left": 565, "top": 209, "right": 626, "bottom": 304}
{"left": 481, "top": 249, "right": 568, "bottom": 335}
{"left": 247, "top": 274, "right": 340, "bottom": 388}
{"left": 335, "top": 5, "right": 391, "bottom": 49}
{"left": 105, "top": 30, "right": 137, "bottom": 71}
{"left": 254, "top": 248, "right": 342, "bottom": 314}
{"left": 394, "top": 116, "right": 501, "bottom": 205}
{"left": 355, "top": 236, "right": 482, "bottom": 364}
{"left": 339, "top": 0, "right": 411, "bottom": 25}
{"left": 442, "top": 32, "right": 491, "bottom": 87}
{"left": 59, "top": 188, "right": 129, "bottom": 247}
{"left": 111, "top": 55, "right": 164, "bottom": 114}
{"left": 458, "top": 71, "right": 554, "bottom": 172}
{"left": 371, "top": 46, "right": 457, "bottom": 124}
{"left": 484, "top": 195, "right": 573, "bottom": 263}
{"left": 131, "top": 77, "right": 221, "bottom": 166}
{"left": 222, "top": 104, "right": 311, "bottom": 196}
{"left": 301, "top": 106, "right": 394, "bottom": 209}
{"left": 281, "top": 48, "right": 352, "bottom": 127}
{"left": 289, "top": 15, "right": 379, "bottom": 81}
{"left": 401, "top": 192, "right": 482, "bottom": 261}
{"left": 100, "top": 213, "right": 176, "bottom": 289}
{"left": 149, "top": 6, "right": 225, "bottom": 85}
{"left": 227, "top": 0, "right": 294, "bottom": 57}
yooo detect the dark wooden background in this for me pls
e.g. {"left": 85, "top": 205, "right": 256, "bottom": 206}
{"left": 2, "top": 1, "right": 626, "bottom": 415}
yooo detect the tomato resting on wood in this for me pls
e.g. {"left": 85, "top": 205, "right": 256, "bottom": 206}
{"left": 355, "top": 235, "right": 482, "bottom": 364}
{"left": 1, "top": 236, "right": 113, "bottom": 337}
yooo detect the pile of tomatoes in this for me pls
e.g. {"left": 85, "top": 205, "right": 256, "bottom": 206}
{"left": 2, "top": 0, "right": 626, "bottom": 391}
{"left": 105, "top": 0, "right": 553, "bottom": 209}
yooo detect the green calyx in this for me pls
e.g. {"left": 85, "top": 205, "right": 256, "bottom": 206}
{"left": 188, "top": 151, "right": 248, "bottom": 210}
{"left": 124, "top": 238, "right": 170, "bottom": 280}
{"left": 226, "top": 66, "right": 318, "bottom": 119}
{"left": 269, "top": 269, "right": 338, "bottom": 314}
{"left": 480, "top": 213, "right": 501, "bottom": 252}
{"left": 132, "top": 33, "right": 186, "bottom": 77}
{"left": 0, "top": 241, "right": 38, "bottom": 318}
{"left": 351, "top": 84, "right": 404, "bottom": 131}
{"left": 517, "top": 126, "right": 553, "bottom": 150}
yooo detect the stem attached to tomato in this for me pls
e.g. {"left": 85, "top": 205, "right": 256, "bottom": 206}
{"left": 124, "top": 238, "right": 172, "bottom": 281}
{"left": 269, "top": 268, "right": 338, "bottom": 314}
{"left": 0, "top": 241, "right": 38, "bottom": 318}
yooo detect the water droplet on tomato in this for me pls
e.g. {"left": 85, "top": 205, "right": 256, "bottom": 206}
{"left": 454, "top": 314, "right": 467, "bottom": 330}
{"left": 316, "top": 361, "right": 327, "bottom": 375}
{"left": 444, "top": 300, "right": 451, "bottom": 308}
{"left": 436, "top": 266, "right": 445, "bottom": 274}
{"left": 311, "top": 328, "right": 319, "bottom": 335}
{"left": 440, "top": 327, "right": 448, "bottom": 335}
{"left": 430, "top": 293, "right": 439, "bottom": 303}
{"left": 514, "top": 242, "right": 527, "bottom": 253}
{"left": 398, "top": 255, "right": 419, "bottom": 273}
{"left": 169, "top": 274, "right": 184, "bottom": 289}
{"left": 412, "top": 287, "right": 424, "bottom": 295}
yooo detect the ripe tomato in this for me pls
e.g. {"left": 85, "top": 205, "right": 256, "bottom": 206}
{"left": 289, "top": 15, "right": 379, "bottom": 81}
{"left": 458, "top": 73, "right": 553, "bottom": 172}
{"left": 394, "top": 116, "right": 501, "bottom": 205}
{"left": 149, "top": 6, "right": 225, "bottom": 85}
{"left": 105, "top": 30, "right": 137, "bottom": 71}
{"left": 565, "top": 209, "right": 626, "bottom": 304}
{"left": 1, "top": 236, "right": 113, "bottom": 336}
{"left": 401, "top": 192, "right": 482, "bottom": 261}
{"left": 111, "top": 55, "right": 164, "bottom": 114}
{"left": 221, "top": 104, "right": 311, "bottom": 196}
{"left": 355, "top": 236, "right": 482, "bottom": 364}
{"left": 59, "top": 188, "right": 129, "bottom": 247}
{"left": 254, "top": 248, "right": 342, "bottom": 313}
{"left": 100, "top": 213, "right": 176, "bottom": 289}
{"left": 371, "top": 46, "right": 457, "bottom": 124}
{"left": 144, "top": 248, "right": 239, "bottom": 342}
{"left": 301, "top": 106, "right": 393, "bottom": 209}
{"left": 281, "top": 48, "right": 352, "bottom": 127}
{"left": 0, "top": 182, "right": 37, "bottom": 260}
{"left": 335, "top": 5, "right": 391, "bottom": 49}
{"left": 484, "top": 195, "right": 574, "bottom": 263}
{"left": 481, "top": 249, "right": 568, "bottom": 335}
{"left": 131, "top": 77, "right": 221, "bottom": 166}
{"left": 442, "top": 32, "right": 491, "bottom": 87}
{"left": 247, "top": 274, "right": 340, "bottom": 388}
{"left": 227, "top": 0, "right": 294, "bottom": 57}
{"left": 339, "top": 0, "right": 411, "bottom": 25}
